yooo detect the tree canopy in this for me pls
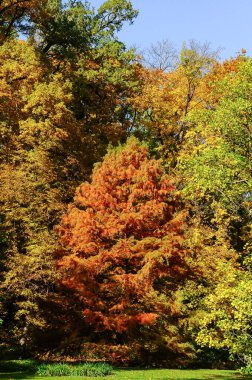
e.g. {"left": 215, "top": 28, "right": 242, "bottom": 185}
{"left": 0, "top": 0, "right": 251, "bottom": 369}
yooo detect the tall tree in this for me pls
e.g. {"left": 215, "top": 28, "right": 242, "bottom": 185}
{"left": 0, "top": 39, "right": 75, "bottom": 349}
{"left": 56, "top": 137, "right": 230, "bottom": 364}
{"left": 0, "top": 0, "right": 140, "bottom": 352}
{"left": 178, "top": 58, "right": 252, "bottom": 252}
{"left": 131, "top": 41, "right": 222, "bottom": 166}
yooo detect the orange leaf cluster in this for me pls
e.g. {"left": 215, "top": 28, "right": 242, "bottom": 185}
{"left": 57, "top": 137, "right": 189, "bottom": 339}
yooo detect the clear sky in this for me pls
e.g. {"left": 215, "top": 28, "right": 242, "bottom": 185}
{"left": 91, "top": 0, "right": 252, "bottom": 60}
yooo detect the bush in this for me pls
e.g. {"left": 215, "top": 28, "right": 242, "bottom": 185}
{"left": 36, "top": 362, "right": 113, "bottom": 377}
{"left": 240, "top": 364, "right": 252, "bottom": 375}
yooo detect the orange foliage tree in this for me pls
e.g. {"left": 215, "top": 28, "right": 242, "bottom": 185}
{"left": 57, "top": 137, "right": 197, "bottom": 363}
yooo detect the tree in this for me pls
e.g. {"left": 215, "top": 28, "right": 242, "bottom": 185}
{"left": 27, "top": 0, "right": 138, "bottom": 55}
{"left": 0, "top": 0, "right": 46, "bottom": 43}
{"left": 56, "top": 136, "right": 233, "bottom": 364}
{"left": 0, "top": 39, "right": 75, "bottom": 349}
{"left": 66, "top": 39, "right": 140, "bottom": 172}
{"left": 131, "top": 41, "right": 222, "bottom": 167}
{"left": 141, "top": 39, "right": 178, "bottom": 71}
{"left": 57, "top": 137, "right": 197, "bottom": 363}
{"left": 0, "top": 0, "right": 140, "bottom": 352}
{"left": 173, "top": 57, "right": 252, "bottom": 366}
{"left": 0, "top": 0, "right": 138, "bottom": 50}
{"left": 178, "top": 58, "right": 252, "bottom": 253}
{"left": 195, "top": 268, "right": 252, "bottom": 366}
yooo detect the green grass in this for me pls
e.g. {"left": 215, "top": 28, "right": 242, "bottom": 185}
{"left": 36, "top": 362, "right": 112, "bottom": 377}
{"left": 0, "top": 360, "right": 251, "bottom": 380}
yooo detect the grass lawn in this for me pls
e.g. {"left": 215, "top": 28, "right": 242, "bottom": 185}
{"left": 0, "top": 361, "right": 250, "bottom": 380}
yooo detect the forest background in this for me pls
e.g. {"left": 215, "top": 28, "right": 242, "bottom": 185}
{"left": 0, "top": 0, "right": 251, "bottom": 371}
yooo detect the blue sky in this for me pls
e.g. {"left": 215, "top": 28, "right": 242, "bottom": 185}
{"left": 91, "top": 0, "right": 252, "bottom": 60}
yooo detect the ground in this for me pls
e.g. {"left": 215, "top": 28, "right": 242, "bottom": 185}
{"left": 0, "top": 366, "right": 250, "bottom": 380}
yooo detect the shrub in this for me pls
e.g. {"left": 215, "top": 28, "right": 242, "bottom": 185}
{"left": 36, "top": 362, "right": 113, "bottom": 377}
{"left": 240, "top": 364, "right": 252, "bottom": 375}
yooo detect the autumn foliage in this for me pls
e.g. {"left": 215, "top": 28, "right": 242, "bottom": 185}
{"left": 0, "top": 0, "right": 251, "bottom": 369}
{"left": 57, "top": 137, "right": 193, "bottom": 361}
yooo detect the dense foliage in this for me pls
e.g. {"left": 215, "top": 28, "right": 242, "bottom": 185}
{"left": 0, "top": 0, "right": 251, "bottom": 369}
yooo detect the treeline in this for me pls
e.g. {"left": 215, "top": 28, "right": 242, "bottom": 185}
{"left": 0, "top": 0, "right": 251, "bottom": 368}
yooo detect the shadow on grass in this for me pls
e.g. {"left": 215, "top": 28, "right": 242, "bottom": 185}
{"left": 0, "top": 360, "right": 37, "bottom": 380}
{"left": 0, "top": 372, "right": 36, "bottom": 380}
